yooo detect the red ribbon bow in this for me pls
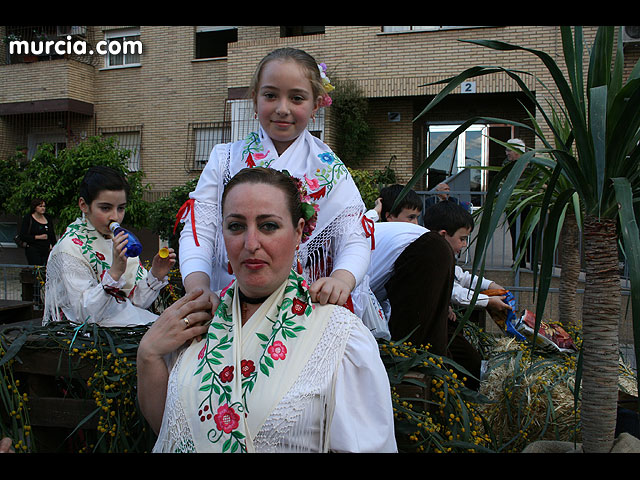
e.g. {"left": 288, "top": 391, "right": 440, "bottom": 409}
{"left": 361, "top": 215, "right": 375, "bottom": 250}
{"left": 174, "top": 198, "right": 199, "bottom": 246}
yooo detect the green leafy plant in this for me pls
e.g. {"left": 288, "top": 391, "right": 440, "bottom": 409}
{"left": 147, "top": 177, "right": 199, "bottom": 249}
{"left": 4, "top": 137, "right": 150, "bottom": 234}
{"left": 331, "top": 79, "right": 375, "bottom": 168}
{"left": 401, "top": 26, "right": 640, "bottom": 453}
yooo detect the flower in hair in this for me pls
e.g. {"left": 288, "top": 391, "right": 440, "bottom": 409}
{"left": 283, "top": 170, "right": 319, "bottom": 243}
{"left": 318, "top": 63, "right": 334, "bottom": 108}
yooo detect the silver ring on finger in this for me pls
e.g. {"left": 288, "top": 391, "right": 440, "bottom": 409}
{"left": 183, "top": 316, "right": 190, "bottom": 327}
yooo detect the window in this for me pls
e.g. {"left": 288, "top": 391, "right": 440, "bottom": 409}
{"left": 104, "top": 28, "right": 141, "bottom": 68}
{"left": 426, "top": 124, "right": 488, "bottom": 202}
{"left": 0, "top": 222, "right": 19, "bottom": 247}
{"left": 187, "top": 122, "right": 230, "bottom": 170}
{"left": 27, "top": 132, "right": 67, "bottom": 160}
{"left": 382, "top": 26, "right": 483, "bottom": 33}
{"left": 99, "top": 126, "right": 142, "bottom": 171}
{"left": 280, "top": 26, "right": 325, "bottom": 37}
{"left": 195, "top": 26, "right": 237, "bottom": 59}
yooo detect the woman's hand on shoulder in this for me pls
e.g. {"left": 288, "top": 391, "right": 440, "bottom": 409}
{"left": 138, "top": 289, "right": 213, "bottom": 360}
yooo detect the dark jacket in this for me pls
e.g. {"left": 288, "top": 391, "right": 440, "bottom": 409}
{"left": 20, "top": 213, "right": 56, "bottom": 251}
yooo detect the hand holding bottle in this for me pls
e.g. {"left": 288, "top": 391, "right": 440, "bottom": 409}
{"left": 109, "top": 230, "right": 130, "bottom": 282}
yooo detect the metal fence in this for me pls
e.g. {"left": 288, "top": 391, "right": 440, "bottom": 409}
{"left": 0, "top": 264, "right": 44, "bottom": 309}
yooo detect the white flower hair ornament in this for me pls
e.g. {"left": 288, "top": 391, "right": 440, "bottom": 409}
{"left": 318, "top": 63, "right": 335, "bottom": 108}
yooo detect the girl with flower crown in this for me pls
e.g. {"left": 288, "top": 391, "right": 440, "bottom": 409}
{"left": 138, "top": 168, "right": 396, "bottom": 452}
{"left": 177, "top": 48, "right": 380, "bottom": 328}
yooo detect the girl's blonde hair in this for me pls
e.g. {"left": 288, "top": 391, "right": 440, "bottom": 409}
{"left": 249, "top": 48, "right": 325, "bottom": 104}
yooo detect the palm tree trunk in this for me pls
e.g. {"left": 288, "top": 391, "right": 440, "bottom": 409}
{"left": 580, "top": 215, "right": 621, "bottom": 453}
{"left": 559, "top": 210, "right": 581, "bottom": 326}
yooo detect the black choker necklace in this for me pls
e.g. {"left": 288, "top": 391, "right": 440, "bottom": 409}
{"left": 238, "top": 289, "right": 270, "bottom": 305}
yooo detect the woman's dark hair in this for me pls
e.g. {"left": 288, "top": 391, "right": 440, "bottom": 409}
{"left": 30, "top": 198, "right": 45, "bottom": 213}
{"left": 379, "top": 184, "right": 422, "bottom": 222}
{"left": 222, "top": 167, "right": 304, "bottom": 226}
{"left": 422, "top": 200, "right": 474, "bottom": 236}
{"left": 78, "top": 166, "right": 130, "bottom": 205}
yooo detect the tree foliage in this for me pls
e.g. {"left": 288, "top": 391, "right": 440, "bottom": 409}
{"left": 331, "top": 79, "right": 375, "bottom": 168}
{"left": 3, "top": 136, "right": 150, "bottom": 234}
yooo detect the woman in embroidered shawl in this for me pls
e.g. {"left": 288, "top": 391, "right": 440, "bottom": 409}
{"left": 43, "top": 166, "right": 176, "bottom": 327}
{"left": 177, "top": 48, "right": 378, "bottom": 326}
{"left": 138, "top": 168, "right": 396, "bottom": 453}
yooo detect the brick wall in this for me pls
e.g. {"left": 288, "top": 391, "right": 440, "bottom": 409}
{"left": 5, "top": 25, "right": 638, "bottom": 197}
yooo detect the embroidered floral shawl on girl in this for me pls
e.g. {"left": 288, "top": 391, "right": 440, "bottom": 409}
{"left": 178, "top": 127, "right": 369, "bottom": 291}
{"left": 153, "top": 269, "right": 350, "bottom": 453}
{"left": 43, "top": 217, "right": 165, "bottom": 326}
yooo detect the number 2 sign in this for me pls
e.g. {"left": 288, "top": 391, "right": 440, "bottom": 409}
{"left": 461, "top": 81, "right": 476, "bottom": 93}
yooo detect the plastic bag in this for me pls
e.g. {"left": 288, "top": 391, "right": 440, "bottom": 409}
{"left": 516, "top": 310, "right": 577, "bottom": 353}
{"left": 481, "top": 288, "right": 526, "bottom": 341}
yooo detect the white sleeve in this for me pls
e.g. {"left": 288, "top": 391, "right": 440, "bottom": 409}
{"left": 331, "top": 224, "right": 371, "bottom": 287}
{"left": 130, "top": 269, "right": 168, "bottom": 309}
{"left": 364, "top": 209, "right": 380, "bottom": 222}
{"left": 451, "top": 265, "right": 493, "bottom": 308}
{"left": 329, "top": 320, "right": 397, "bottom": 453}
{"left": 178, "top": 144, "right": 225, "bottom": 282}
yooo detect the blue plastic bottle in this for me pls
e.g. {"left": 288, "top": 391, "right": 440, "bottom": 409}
{"left": 109, "top": 222, "right": 143, "bottom": 258}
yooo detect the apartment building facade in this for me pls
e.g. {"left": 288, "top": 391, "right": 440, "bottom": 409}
{"left": 2, "top": 25, "right": 639, "bottom": 252}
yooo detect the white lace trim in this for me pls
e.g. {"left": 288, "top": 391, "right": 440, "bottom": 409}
{"left": 43, "top": 251, "right": 97, "bottom": 325}
{"left": 152, "top": 351, "right": 196, "bottom": 453}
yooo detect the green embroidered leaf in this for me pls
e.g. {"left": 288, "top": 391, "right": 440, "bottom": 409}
{"left": 260, "top": 363, "right": 270, "bottom": 376}
{"left": 217, "top": 344, "right": 231, "bottom": 350}
{"left": 207, "top": 332, "right": 218, "bottom": 339}
{"left": 256, "top": 332, "right": 270, "bottom": 342}
{"left": 231, "top": 441, "right": 239, "bottom": 453}
{"left": 202, "top": 372, "right": 212, "bottom": 382}
{"left": 210, "top": 323, "right": 226, "bottom": 330}
{"left": 292, "top": 325, "right": 306, "bottom": 332}
{"left": 199, "top": 384, "right": 212, "bottom": 392}
{"left": 212, "top": 384, "right": 220, "bottom": 394}
{"left": 209, "top": 350, "right": 224, "bottom": 358}
{"left": 222, "top": 438, "right": 231, "bottom": 452}
{"left": 264, "top": 356, "right": 273, "bottom": 368}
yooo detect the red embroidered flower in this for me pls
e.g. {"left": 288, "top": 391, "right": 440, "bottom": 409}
{"left": 220, "top": 365, "right": 234, "bottom": 383}
{"left": 268, "top": 341, "right": 287, "bottom": 361}
{"left": 291, "top": 297, "right": 306, "bottom": 316}
{"left": 309, "top": 185, "right": 326, "bottom": 200}
{"left": 95, "top": 251, "right": 105, "bottom": 260}
{"left": 214, "top": 404, "right": 240, "bottom": 433}
{"left": 72, "top": 238, "right": 83, "bottom": 246}
{"left": 198, "top": 404, "right": 212, "bottom": 423}
{"left": 246, "top": 152, "right": 256, "bottom": 168}
{"left": 241, "top": 359, "right": 255, "bottom": 377}
{"left": 198, "top": 344, "right": 206, "bottom": 360}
